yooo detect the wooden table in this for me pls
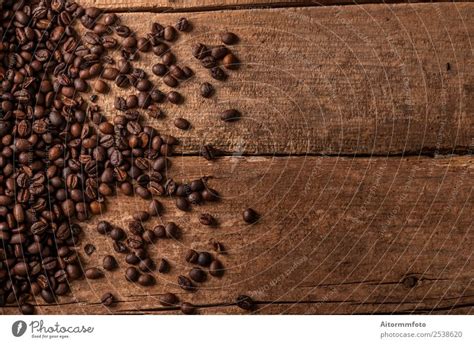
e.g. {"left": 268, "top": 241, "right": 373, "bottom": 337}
{"left": 3, "top": 0, "right": 472, "bottom": 315}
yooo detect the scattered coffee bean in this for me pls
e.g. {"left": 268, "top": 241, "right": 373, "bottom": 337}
{"left": 189, "top": 267, "right": 207, "bottom": 282}
{"left": 94, "top": 80, "right": 109, "bottom": 94}
{"left": 178, "top": 275, "right": 195, "bottom": 291}
{"left": 103, "top": 255, "right": 118, "bottom": 271}
{"left": 220, "top": 109, "right": 241, "bottom": 122}
{"left": 211, "top": 45, "right": 229, "bottom": 60}
{"left": 185, "top": 249, "right": 199, "bottom": 264}
{"left": 158, "top": 259, "right": 170, "bottom": 273}
{"left": 210, "top": 67, "right": 227, "bottom": 80}
{"left": 159, "top": 293, "right": 179, "bottom": 306}
{"left": 201, "top": 144, "right": 218, "bottom": 160}
{"left": 200, "top": 82, "right": 215, "bottom": 98}
{"left": 223, "top": 53, "right": 240, "bottom": 70}
{"left": 21, "top": 303, "right": 35, "bottom": 315}
{"left": 209, "top": 260, "right": 224, "bottom": 277}
{"left": 100, "top": 292, "right": 116, "bottom": 307}
{"left": 221, "top": 32, "right": 239, "bottom": 45}
{"left": 138, "top": 274, "right": 155, "bottom": 286}
{"left": 84, "top": 244, "right": 96, "bottom": 256}
{"left": 236, "top": 295, "right": 255, "bottom": 311}
{"left": 167, "top": 91, "right": 182, "bottom": 104}
{"left": 181, "top": 302, "right": 196, "bottom": 315}
{"left": 197, "top": 252, "right": 213, "bottom": 267}
{"left": 174, "top": 118, "right": 190, "bottom": 130}
{"left": 125, "top": 267, "right": 140, "bottom": 282}
{"left": 126, "top": 254, "right": 140, "bottom": 265}
{"left": 243, "top": 208, "right": 259, "bottom": 224}
{"left": 199, "top": 213, "right": 216, "bottom": 226}
{"left": 85, "top": 268, "right": 104, "bottom": 279}
{"left": 176, "top": 17, "right": 190, "bottom": 32}
{"left": 165, "top": 222, "right": 179, "bottom": 239}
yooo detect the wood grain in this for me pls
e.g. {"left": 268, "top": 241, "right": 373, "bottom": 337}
{"left": 84, "top": 3, "right": 473, "bottom": 155}
{"left": 79, "top": 0, "right": 472, "bottom": 12}
{"left": 2, "top": 156, "right": 472, "bottom": 314}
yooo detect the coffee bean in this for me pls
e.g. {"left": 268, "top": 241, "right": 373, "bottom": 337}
{"left": 236, "top": 295, "right": 255, "bottom": 311}
{"left": 197, "top": 252, "right": 213, "bottom": 267}
{"left": 202, "top": 56, "right": 217, "bottom": 69}
{"left": 209, "top": 260, "right": 224, "bottom": 277}
{"left": 139, "top": 258, "right": 155, "bottom": 272}
{"left": 102, "top": 67, "right": 119, "bottom": 80}
{"left": 210, "top": 67, "right": 227, "bottom": 81}
{"left": 221, "top": 32, "right": 239, "bottom": 45}
{"left": 97, "top": 221, "right": 112, "bottom": 235}
{"left": 104, "top": 13, "right": 118, "bottom": 25}
{"left": 220, "top": 109, "right": 241, "bottom": 122}
{"left": 243, "top": 208, "right": 259, "bottom": 224}
{"left": 103, "top": 255, "right": 118, "bottom": 271}
{"left": 200, "top": 82, "right": 214, "bottom": 98}
{"left": 159, "top": 293, "right": 179, "bottom": 306}
{"left": 189, "top": 267, "right": 207, "bottom": 282}
{"left": 123, "top": 36, "right": 137, "bottom": 48}
{"left": 137, "top": 37, "right": 151, "bottom": 52}
{"left": 110, "top": 227, "right": 126, "bottom": 241}
{"left": 223, "top": 53, "right": 240, "bottom": 70}
{"left": 176, "top": 197, "right": 190, "bottom": 211}
{"left": 167, "top": 91, "right": 182, "bottom": 104}
{"left": 100, "top": 292, "right": 115, "bottom": 307}
{"left": 162, "top": 52, "right": 175, "bottom": 66}
{"left": 181, "top": 302, "right": 196, "bottom": 315}
{"left": 192, "top": 43, "right": 210, "bottom": 59}
{"left": 163, "top": 75, "right": 178, "bottom": 88}
{"left": 174, "top": 118, "right": 190, "bottom": 130}
{"left": 138, "top": 274, "right": 155, "bottom": 286}
{"left": 84, "top": 244, "right": 96, "bottom": 256}
{"left": 85, "top": 268, "right": 104, "bottom": 279}
{"left": 148, "top": 199, "right": 162, "bottom": 216}
{"left": 182, "top": 66, "right": 194, "bottom": 79}
{"left": 176, "top": 18, "right": 190, "bottom": 32}
{"left": 153, "top": 225, "right": 167, "bottom": 238}
{"left": 21, "top": 303, "right": 35, "bottom": 315}
{"left": 41, "top": 289, "right": 56, "bottom": 304}
{"left": 125, "top": 267, "right": 140, "bottom": 282}
{"left": 165, "top": 222, "right": 179, "bottom": 239}
{"left": 211, "top": 46, "right": 229, "bottom": 60}
{"left": 185, "top": 249, "right": 199, "bottom": 264}
{"left": 152, "top": 63, "right": 168, "bottom": 76}
{"left": 199, "top": 213, "right": 216, "bottom": 226}
{"left": 94, "top": 80, "right": 109, "bottom": 93}
{"left": 157, "top": 258, "right": 169, "bottom": 273}
{"left": 178, "top": 275, "right": 195, "bottom": 291}
{"left": 163, "top": 26, "right": 176, "bottom": 41}
{"left": 202, "top": 188, "right": 219, "bottom": 202}
{"left": 133, "top": 211, "right": 150, "bottom": 222}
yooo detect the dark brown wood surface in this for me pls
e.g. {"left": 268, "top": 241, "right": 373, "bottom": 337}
{"left": 1, "top": 1, "right": 473, "bottom": 314}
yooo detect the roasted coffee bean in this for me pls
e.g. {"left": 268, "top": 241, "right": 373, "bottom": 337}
{"left": 189, "top": 267, "right": 207, "bottom": 283}
{"left": 148, "top": 199, "right": 162, "bottom": 216}
{"left": 178, "top": 275, "right": 195, "bottom": 292}
{"left": 94, "top": 80, "right": 109, "bottom": 94}
{"left": 162, "top": 52, "right": 175, "bottom": 66}
{"left": 211, "top": 45, "right": 229, "bottom": 60}
{"left": 199, "top": 213, "right": 216, "bottom": 226}
{"left": 210, "top": 239, "right": 226, "bottom": 254}
{"left": 126, "top": 253, "right": 140, "bottom": 265}
{"left": 167, "top": 91, "right": 182, "bottom": 104}
{"left": 174, "top": 118, "right": 190, "bottom": 130}
{"left": 197, "top": 252, "right": 213, "bottom": 267}
{"left": 103, "top": 255, "right": 118, "bottom": 271}
{"left": 210, "top": 67, "right": 227, "bottom": 81}
{"left": 236, "top": 295, "right": 255, "bottom": 311}
{"left": 159, "top": 293, "right": 179, "bottom": 306}
{"left": 243, "top": 208, "right": 259, "bottom": 224}
{"left": 143, "top": 230, "right": 156, "bottom": 244}
{"left": 153, "top": 225, "right": 166, "bottom": 238}
{"left": 220, "top": 109, "right": 241, "bottom": 122}
{"left": 163, "top": 26, "right": 177, "bottom": 41}
{"left": 123, "top": 36, "right": 137, "bottom": 48}
{"left": 201, "top": 56, "right": 217, "bottom": 69}
{"left": 200, "top": 82, "right": 214, "bottom": 98}
{"left": 97, "top": 221, "right": 112, "bottom": 235}
{"left": 125, "top": 267, "right": 140, "bottom": 282}
{"left": 157, "top": 259, "right": 169, "bottom": 273}
{"left": 202, "top": 188, "right": 219, "bottom": 202}
{"left": 133, "top": 211, "right": 150, "bottom": 222}
{"left": 163, "top": 75, "right": 178, "bottom": 88}
{"left": 192, "top": 43, "right": 210, "bottom": 59}
{"left": 165, "top": 222, "right": 179, "bottom": 239}
{"left": 110, "top": 227, "right": 126, "bottom": 241}
{"left": 21, "top": 303, "right": 35, "bottom": 315}
{"left": 85, "top": 267, "right": 104, "bottom": 279}
{"left": 139, "top": 258, "right": 155, "bottom": 272}
{"left": 187, "top": 192, "right": 202, "bottom": 205}
{"left": 102, "top": 67, "right": 119, "bottom": 80}
{"left": 100, "top": 292, "right": 115, "bottom": 307}
{"left": 221, "top": 32, "right": 239, "bottom": 45}
{"left": 114, "top": 241, "right": 129, "bottom": 254}
{"left": 152, "top": 63, "right": 167, "bottom": 76}
{"left": 104, "top": 13, "right": 118, "bottom": 25}
{"left": 181, "top": 302, "right": 196, "bottom": 315}
{"left": 176, "top": 197, "right": 189, "bottom": 211}
{"left": 209, "top": 260, "right": 224, "bottom": 277}
{"left": 138, "top": 274, "right": 155, "bottom": 286}
{"left": 176, "top": 17, "right": 190, "bottom": 32}
{"left": 84, "top": 244, "right": 96, "bottom": 256}
{"left": 223, "top": 53, "right": 240, "bottom": 70}
{"left": 137, "top": 37, "right": 151, "bottom": 52}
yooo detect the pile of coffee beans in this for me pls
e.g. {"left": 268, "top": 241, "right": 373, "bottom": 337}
{"left": 0, "top": 0, "right": 259, "bottom": 315}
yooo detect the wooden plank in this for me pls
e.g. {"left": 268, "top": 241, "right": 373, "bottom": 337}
{"left": 83, "top": 3, "right": 473, "bottom": 155}
{"left": 2, "top": 156, "right": 472, "bottom": 314}
{"left": 78, "top": 0, "right": 471, "bottom": 12}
